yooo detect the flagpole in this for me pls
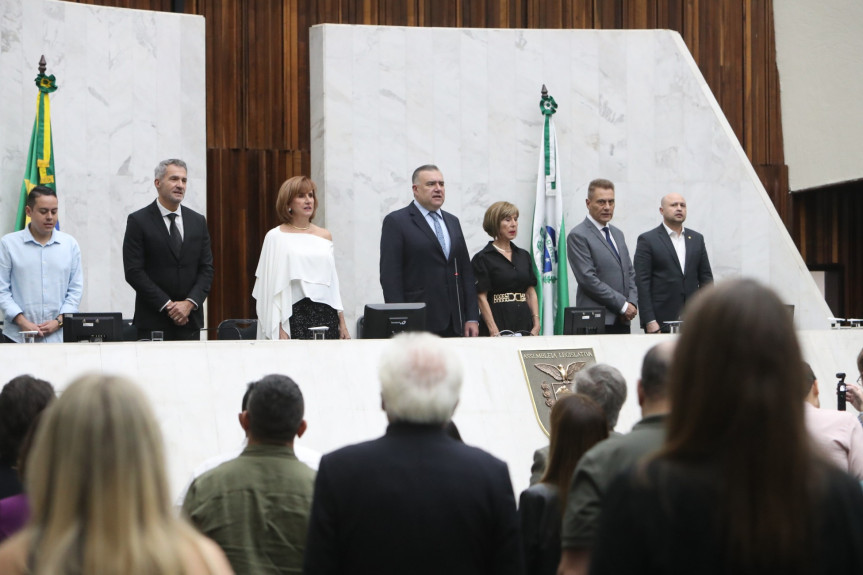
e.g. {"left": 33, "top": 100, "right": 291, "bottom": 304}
{"left": 531, "top": 85, "right": 569, "bottom": 335}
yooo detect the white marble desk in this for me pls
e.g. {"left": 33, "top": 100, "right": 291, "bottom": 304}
{"left": 1, "top": 331, "right": 861, "bottom": 499}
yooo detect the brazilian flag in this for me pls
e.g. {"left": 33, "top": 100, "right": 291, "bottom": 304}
{"left": 16, "top": 71, "right": 58, "bottom": 231}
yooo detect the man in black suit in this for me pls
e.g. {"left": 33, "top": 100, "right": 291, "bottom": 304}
{"left": 303, "top": 332, "right": 522, "bottom": 575}
{"left": 123, "top": 159, "right": 214, "bottom": 340}
{"left": 379, "top": 164, "right": 478, "bottom": 337}
{"left": 633, "top": 193, "right": 713, "bottom": 333}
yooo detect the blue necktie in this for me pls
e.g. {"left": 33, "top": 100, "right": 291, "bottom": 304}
{"left": 431, "top": 212, "right": 449, "bottom": 258}
{"left": 602, "top": 227, "right": 620, "bottom": 262}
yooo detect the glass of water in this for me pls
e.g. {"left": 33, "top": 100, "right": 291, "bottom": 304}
{"left": 21, "top": 330, "right": 39, "bottom": 344}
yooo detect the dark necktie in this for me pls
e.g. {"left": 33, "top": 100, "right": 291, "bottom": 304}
{"left": 602, "top": 226, "right": 621, "bottom": 262}
{"left": 168, "top": 213, "right": 182, "bottom": 257}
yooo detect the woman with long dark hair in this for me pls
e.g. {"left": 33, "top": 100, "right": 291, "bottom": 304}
{"left": 520, "top": 394, "right": 608, "bottom": 575}
{"left": 590, "top": 279, "right": 863, "bottom": 574}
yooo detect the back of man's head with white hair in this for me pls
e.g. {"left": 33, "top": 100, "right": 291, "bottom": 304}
{"left": 379, "top": 333, "right": 463, "bottom": 425}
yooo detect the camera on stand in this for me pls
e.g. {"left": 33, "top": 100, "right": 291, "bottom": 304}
{"left": 836, "top": 372, "right": 847, "bottom": 411}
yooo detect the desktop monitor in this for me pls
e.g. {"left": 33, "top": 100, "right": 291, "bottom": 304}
{"left": 563, "top": 307, "right": 606, "bottom": 335}
{"left": 361, "top": 303, "right": 426, "bottom": 339}
{"left": 63, "top": 312, "right": 124, "bottom": 343}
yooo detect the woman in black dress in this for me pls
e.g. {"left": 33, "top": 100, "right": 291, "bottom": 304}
{"left": 471, "top": 201, "right": 540, "bottom": 336}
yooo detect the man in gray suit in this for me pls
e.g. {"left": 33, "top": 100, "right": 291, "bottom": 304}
{"left": 567, "top": 179, "right": 637, "bottom": 334}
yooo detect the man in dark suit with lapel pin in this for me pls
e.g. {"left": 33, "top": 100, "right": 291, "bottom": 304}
{"left": 379, "top": 164, "right": 479, "bottom": 337}
{"left": 123, "top": 159, "right": 214, "bottom": 340}
{"left": 633, "top": 193, "right": 713, "bottom": 333}
{"left": 303, "top": 332, "right": 523, "bottom": 575}
{"left": 567, "top": 179, "right": 638, "bottom": 335}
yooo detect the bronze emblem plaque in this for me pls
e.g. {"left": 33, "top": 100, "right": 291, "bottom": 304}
{"left": 520, "top": 348, "right": 597, "bottom": 436}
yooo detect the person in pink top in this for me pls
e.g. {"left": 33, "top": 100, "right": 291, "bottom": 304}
{"left": 803, "top": 362, "right": 863, "bottom": 479}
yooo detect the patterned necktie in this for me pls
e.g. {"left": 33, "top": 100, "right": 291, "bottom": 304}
{"left": 168, "top": 213, "right": 182, "bottom": 257}
{"left": 602, "top": 227, "right": 620, "bottom": 262}
{"left": 430, "top": 212, "right": 449, "bottom": 258}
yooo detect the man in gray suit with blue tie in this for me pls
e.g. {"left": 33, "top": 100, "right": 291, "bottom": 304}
{"left": 567, "top": 179, "right": 637, "bottom": 335}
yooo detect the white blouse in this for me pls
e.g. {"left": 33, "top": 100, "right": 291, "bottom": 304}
{"left": 252, "top": 228, "right": 344, "bottom": 339}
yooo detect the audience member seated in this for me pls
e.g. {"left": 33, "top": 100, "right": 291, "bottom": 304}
{"left": 0, "top": 374, "right": 232, "bottom": 574}
{"left": 590, "top": 280, "right": 863, "bottom": 574}
{"left": 844, "top": 347, "right": 863, "bottom": 427}
{"left": 0, "top": 375, "right": 54, "bottom": 500}
{"left": 0, "top": 411, "right": 44, "bottom": 542}
{"left": 175, "top": 380, "right": 321, "bottom": 507}
{"left": 304, "top": 332, "right": 523, "bottom": 575}
{"left": 183, "top": 374, "right": 316, "bottom": 574}
{"left": 802, "top": 362, "right": 863, "bottom": 479}
{"left": 530, "top": 364, "right": 627, "bottom": 485}
{"left": 558, "top": 341, "right": 673, "bottom": 575}
{"left": 519, "top": 394, "right": 607, "bottom": 575}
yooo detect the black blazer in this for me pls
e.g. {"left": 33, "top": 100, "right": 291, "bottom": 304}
{"left": 303, "top": 423, "right": 524, "bottom": 575}
{"left": 519, "top": 483, "right": 562, "bottom": 575}
{"left": 633, "top": 224, "right": 712, "bottom": 330}
{"left": 123, "top": 201, "right": 214, "bottom": 332}
{"left": 379, "top": 202, "right": 479, "bottom": 334}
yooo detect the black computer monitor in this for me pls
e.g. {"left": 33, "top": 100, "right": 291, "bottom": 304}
{"left": 563, "top": 307, "right": 605, "bottom": 335}
{"left": 63, "top": 313, "right": 124, "bottom": 343}
{"left": 361, "top": 303, "right": 426, "bottom": 339}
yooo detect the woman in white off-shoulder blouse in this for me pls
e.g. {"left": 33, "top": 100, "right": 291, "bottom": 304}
{"left": 253, "top": 176, "right": 350, "bottom": 340}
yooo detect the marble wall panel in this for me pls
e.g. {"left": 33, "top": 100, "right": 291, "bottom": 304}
{"left": 512, "top": 31, "right": 546, "bottom": 190}
{"left": 309, "top": 28, "right": 325, "bottom": 187}
{"left": 568, "top": 33, "right": 601, "bottom": 190}
{"left": 377, "top": 27, "right": 408, "bottom": 184}
{"left": 311, "top": 25, "right": 832, "bottom": 332}
{"left": 486, "top": 31, "right": 518, "bottom": 202}
{"left": 402, "top": 29, "right": 435, "bottom": 181}
{"left": 0, "top": 0, "right": 206, "bottom": 321}
{"left": 431, "top": 29, "right": 462, "bottom": 181}
{"left": 596, "top": 32, "right": 628, "bottom": 184}
{"left": 0, "top": 2, "right": 27, "bottom": 232}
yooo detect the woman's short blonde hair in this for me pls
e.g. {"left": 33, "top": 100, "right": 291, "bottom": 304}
{"left": 275, "top": 175, "right": 318, "bottom": 224}
{"left": 482, "top": 201, "right": 519, "bottom": 238}
{"left": 24, "top": 374, "right": 200, "bottom": 573}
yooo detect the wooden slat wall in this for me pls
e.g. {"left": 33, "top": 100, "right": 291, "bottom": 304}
{"left": 792, "top": 182, "right": 863, "bottom": 318}
{"left": 66, "top": 0, "right": 860, "bottom": 324}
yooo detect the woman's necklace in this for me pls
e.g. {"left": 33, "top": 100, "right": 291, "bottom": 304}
{"left": 288, "top": 222, "right": 311, "bottom": 231}
{"left": 492, "top": 242, "right": 512, "bottom": 254}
